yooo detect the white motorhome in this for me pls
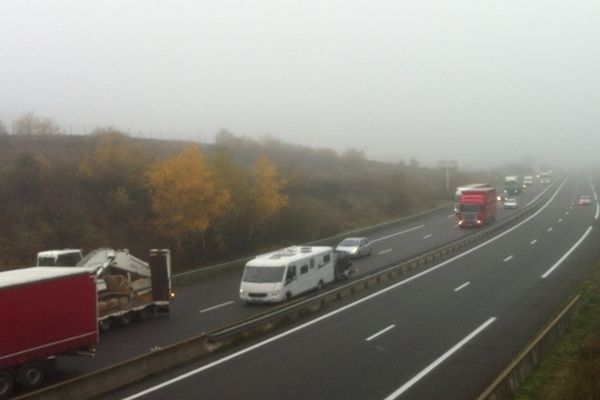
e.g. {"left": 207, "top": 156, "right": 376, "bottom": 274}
{"left": 239, "top": 246, "right": 336, "bottom": 303}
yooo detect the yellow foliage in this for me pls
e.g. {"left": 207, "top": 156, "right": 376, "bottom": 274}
{"left": 250, "top": 156, "right": 288, "bottom": 223}
{"left": 146, "top": 145, "right": 231, "bottom": 237}
{"left": 108, "top": 186, "right": 132, "bottom": 209}
{"left": 79, "top": 131, "right": 150, "bottom": 181}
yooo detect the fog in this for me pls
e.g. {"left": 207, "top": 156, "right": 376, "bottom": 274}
{"left": 1, "top": 1, "right": 599, "bottom": 169}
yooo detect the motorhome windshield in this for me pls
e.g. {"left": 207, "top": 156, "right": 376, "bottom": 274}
{"left": 460, "top": 204, "right": 480, "bottom": 212}
{"left": 242, "top": 266, "right": 286, "bottom": 283}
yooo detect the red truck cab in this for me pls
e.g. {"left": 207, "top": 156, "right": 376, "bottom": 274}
{"left": 457, "top": 187, "right": 498, "bottom": 227}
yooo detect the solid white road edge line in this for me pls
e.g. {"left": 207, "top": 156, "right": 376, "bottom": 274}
{"left": 382, "top": 317, "right": 497, "bottom": 400}
{"left": 453, "top": 282, "right": 470, "bottom": 292}
{"left": 198, "top": 301, "right": 234, "bottom": 314}
{"left": 121, "top": 179, "right": 567, "bottom": 400}
{"left": 541, "top": 226, "right": 593, "bottom": 278}
{"left": 366, "top": 324, "right": 396, "bottom": 342}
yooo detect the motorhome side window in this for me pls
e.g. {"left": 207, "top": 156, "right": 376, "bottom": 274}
{"left": 319, "top": 254, "right": 331, "bottom": 268}
{"left": 300, "top": 265, "right": 309, "bottom": 274}
{"left": 286, "top": 265, "right": 297, "bottom": 282}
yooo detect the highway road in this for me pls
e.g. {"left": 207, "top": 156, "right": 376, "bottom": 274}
{"left": 99, "top": 172, "right": 599, "bottom": 400}
{"left": 55, "top": 177, "right": 547, "bottom": 379}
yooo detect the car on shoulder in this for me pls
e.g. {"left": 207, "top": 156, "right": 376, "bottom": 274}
{"left": 336, "top": 237, "right": 373, "bottom": 258}
{"left": 503, "top": 197, "right": 518, "bottom": 209}
{"left": 579, "top": 195, "right": 592, "bottom": 206}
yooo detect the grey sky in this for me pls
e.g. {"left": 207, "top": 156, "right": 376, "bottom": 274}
{"left": 1, "top": 1, "right": 599, "bottom": 168}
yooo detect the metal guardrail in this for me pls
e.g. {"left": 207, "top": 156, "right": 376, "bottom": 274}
{"left": 21, "top": 182, "right": 560, "bottom": 400}
{"left": 206, "top": 185, "right": 548, "bottom": 341}
{"left": 171, "top": 203, "right": 453, "bottom": 285}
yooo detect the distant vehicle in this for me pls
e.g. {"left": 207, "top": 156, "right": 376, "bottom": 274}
{"left": 336, "top": 237, "right": 373, "bottom": 258}
{"left": 523, "top": 176, "right": 534, "bottom": 186}
{"left": 503, "top": 197, "right": 518, "bottom": 209}
{"left": 504, "top": 176, "right": 522, "bottom": 196}
{"left": 539, "top": 172, "right": 552, "bottom": 184}
{"left": 579, "top": 195, "right": 592, "bottom": 206}
{"left": 36, "top": 249, "right": 83, "bottom": 266}
{"left": 240, "top": 246, "right": 340, "bottom": 303}
{"left": 456, "top": 187, "right": 498, "bottom": 227}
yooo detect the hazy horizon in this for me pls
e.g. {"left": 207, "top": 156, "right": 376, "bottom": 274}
{"left": 2, "top": 1, "right": 599, "bottom": 169}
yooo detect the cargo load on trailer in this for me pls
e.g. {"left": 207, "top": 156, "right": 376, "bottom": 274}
{"left": 36, "top": 248, "right": 173, "bottom": 331}
{"left": 456, "top": 187, "right": 497, "bottom": 227}
{"left": 0, "top": 267, "right": 98, "bottom": 399}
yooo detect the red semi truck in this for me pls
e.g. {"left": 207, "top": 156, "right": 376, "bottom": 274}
{"left": 456, "top": 187, "right": 498, "bottom": 227}
{"left": 0, "top": 267, "right": 99, "bottom": 399}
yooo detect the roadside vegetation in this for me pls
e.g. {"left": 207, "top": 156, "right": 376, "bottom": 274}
{"left": 515, "top": 258, "right": 600, "bottom": 399}
{"left": 0, "top": 114, "right": 488, "bottom": 271}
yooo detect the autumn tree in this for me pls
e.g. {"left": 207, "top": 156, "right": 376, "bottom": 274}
{"left": 146, "top": 145, "right": 231, "bottom": 257}
{"left": 12, "top": 112, "right": 62, "bottom": 135}
{"left": 247, "top": 155, "right": 288, "bottom": 245}
{"left": 77, "top": 129, "right": 155, "bottom": 247}
{"left": 0, "top": 152, "right": 51, "bottom": 263}
{"left": 207, "top": 148, "right": 249, "bottom": 253}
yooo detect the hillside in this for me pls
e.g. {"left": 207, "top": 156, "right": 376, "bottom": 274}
{"left": 0, "top": 131, "right": 478, "bottom": 271}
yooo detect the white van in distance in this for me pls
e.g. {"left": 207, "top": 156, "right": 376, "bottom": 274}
{"left": 239, "top": 246, "right": 336, "bottom": 303}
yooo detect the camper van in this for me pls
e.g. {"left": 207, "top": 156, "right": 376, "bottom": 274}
{"left": 239, "top": 246, "right": 336, "bottom": 303}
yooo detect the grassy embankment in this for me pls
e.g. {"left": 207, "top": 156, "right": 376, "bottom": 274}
{"left": 515, "top": 258, "right": 600, "bottom": 399}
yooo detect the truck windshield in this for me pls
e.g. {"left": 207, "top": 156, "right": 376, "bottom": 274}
{"left": 242, "top": 266, "right": 285, "bottom": 283}
{"left": 460, "top": 204, "right": 480, "bottom": 212}
{"left": 37, "top": 257, "right": 56, "bottom": 266}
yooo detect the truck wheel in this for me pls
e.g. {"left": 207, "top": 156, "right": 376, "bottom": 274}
{"left": 119, "top": 312, "right": 132, "bottom": 326}
{"left": 317, "top": 280, "right": 324, "bottom": 291}
{"left": 285, "top": 292, "right": 292, "bottom": 301}
{"left": 136, "top": 308, "right": 150, "bottom": 321}
{"left": 0, "top": 370, "right": 14, "bottom": 399}
{"left": 99, "top": 318, "right": 112, "bottom": 332}
{"left": 17, "top": 362, "right": 46, "bottom": 390}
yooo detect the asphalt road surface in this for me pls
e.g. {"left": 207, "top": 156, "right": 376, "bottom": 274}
{"left": 100, "top": 172, "right": 599, "bottom": 399}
